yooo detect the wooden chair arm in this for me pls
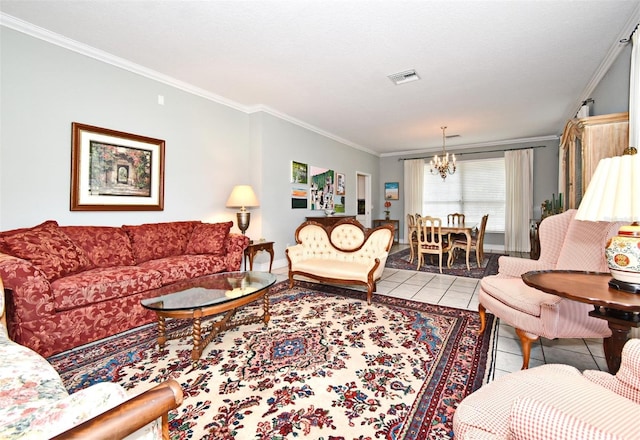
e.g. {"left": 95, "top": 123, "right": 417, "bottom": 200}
{"left": 52, "top": 379, "right": 183, "bottom": 440}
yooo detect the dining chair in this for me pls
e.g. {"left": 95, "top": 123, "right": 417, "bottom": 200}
{"left": 447, "top": 213, "right": 465, "bottom": 225}
{"left": 416, "top": 216, "right": 452, "bottom": 273}
{"left": 447, "top": 214, "right": 489, "bottom": 268}
{"left": 447, "top": 212, "right": 466, "bottom": 242}
{"left": 406, "top": 213, "right": 418, "bottom": 263}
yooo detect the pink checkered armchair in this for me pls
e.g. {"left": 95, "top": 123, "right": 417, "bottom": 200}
{"left": 478, "top": 209, "right": 624, "bottom": 369}
{"left": 454, "top": 338, "right": 640, "bottom": 439}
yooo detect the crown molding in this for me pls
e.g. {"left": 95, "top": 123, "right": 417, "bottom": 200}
{"left": 569, "top": 4, "right": 640, "bottom": 118}
{"left": 1, "top": 12, "right": 379, "bottom": 156}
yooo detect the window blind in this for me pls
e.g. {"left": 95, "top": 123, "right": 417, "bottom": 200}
{"left": 422, "top": 157, "right": 505, "bottom": 232}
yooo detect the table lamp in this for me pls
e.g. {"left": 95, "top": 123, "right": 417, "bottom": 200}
{"left": 226, "top": 185, "right": 259, "bottom": 235}
{"left": 575, "top": 150, "right": 639, "bottom": 293}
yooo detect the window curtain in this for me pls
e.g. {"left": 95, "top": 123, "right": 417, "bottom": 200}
{"left": 630, "top": 29, "right": 639, "bottom": 151}
{"left": 504, "top": 149, "right": 533, "bottom": 252}
{"left": 403, "top": 159, "right": 425, "bottom": 241}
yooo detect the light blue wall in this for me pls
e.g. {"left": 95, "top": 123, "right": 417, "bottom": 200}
{"left": 591, "top": 43, "right": 631, "bottom": 116}
{"left": 0, "top": 27, "right": 378, "bottom": 270}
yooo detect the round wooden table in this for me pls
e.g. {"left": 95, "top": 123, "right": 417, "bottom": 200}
{"left": 522, "top": 270, "right": 640, "bottom": 374}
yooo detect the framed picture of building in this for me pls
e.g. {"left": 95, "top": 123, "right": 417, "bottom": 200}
{"left": 70, "top": 122, "right": 165, "bottom": 211}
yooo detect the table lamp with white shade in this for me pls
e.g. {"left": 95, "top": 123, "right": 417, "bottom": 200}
{"left": 226, "top": 185, "right": 259, "bottom": 236}
{"left": 575, "top": 150, "right": 639, "bottom": 293}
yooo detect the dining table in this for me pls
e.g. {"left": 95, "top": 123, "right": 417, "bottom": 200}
{"left": 440, "top": 222, "right": 476, "bottom": 270}
{"left": 411, "top": 217, "right": 477, "bottom": 271}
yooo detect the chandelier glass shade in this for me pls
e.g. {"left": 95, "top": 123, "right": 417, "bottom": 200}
{"left": 430, "top": 126, "right": 456, "bottom": 181}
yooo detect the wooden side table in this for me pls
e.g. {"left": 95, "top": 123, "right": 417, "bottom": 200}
{"left": 522, "top": 270, "right": 640, "bottom": 373}
{"left": 373, "top": 219, "right": 399, "bottom": 244}
{"left": 244, "top": 241, "right": 274, "bottom": 272}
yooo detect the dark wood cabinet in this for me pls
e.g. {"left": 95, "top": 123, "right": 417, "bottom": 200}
{"left": 305, "top": 215, "right": 356, "bottom": 227}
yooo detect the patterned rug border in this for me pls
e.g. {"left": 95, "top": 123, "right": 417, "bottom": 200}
{"left": 385, "top": 248, "right": 503, "bottom": 279}
{"left": 48, "top": 280, "right": 498, "bottom": 439}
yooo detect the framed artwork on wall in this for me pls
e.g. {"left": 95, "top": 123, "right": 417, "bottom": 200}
{"left": 310, "top": 166, "right": 335, "bottom": 211}
{"left": 291, "top": 186, "right": 308, "bottom": 209}
{"left": 70, "top": 122, "right": 165, "bottom": 211}
{"left": 385, "top": 182, "right": 399, "bottom": 200}
{"left": 336, "top": 173, "right": 345, "bottom": 195}
{"left": 291, "top": 160, "right": 308, "bottom": 184}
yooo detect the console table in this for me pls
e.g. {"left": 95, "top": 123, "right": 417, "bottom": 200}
{"left": 305, "top": 215, "right": 356, "bottom": 227}
{"left": 522, "top": 270, "right": 640, "bottom": 374}
{"left": 372, "top": 219, "right": 399, "bottom": 244}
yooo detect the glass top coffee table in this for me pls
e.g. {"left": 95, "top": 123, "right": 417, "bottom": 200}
{"left": 141, "top": 271, "right": 277, "bottom": 361}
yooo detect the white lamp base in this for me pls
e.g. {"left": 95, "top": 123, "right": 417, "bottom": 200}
{"left": 606, "top": 223, "right": 640, "bottom": 293}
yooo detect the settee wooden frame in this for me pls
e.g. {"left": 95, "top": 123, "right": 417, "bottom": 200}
{"left": 286, "top": 219, "right": 394, "bottom": 304}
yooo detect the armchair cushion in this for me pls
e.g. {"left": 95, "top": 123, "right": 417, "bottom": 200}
{"left": 453, "top": 360, "right": 640, "bottom": 440}
{"left": 583, "top": 339, "right": 640, "bottom": 405}
{"left": 508, "top": 397, "right": 624, "bottom": 440}
{"left": 555, "top": 219, "right": 612, "bottom": 272}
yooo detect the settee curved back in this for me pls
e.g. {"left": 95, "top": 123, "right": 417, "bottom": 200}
{"left": 294, "top": 218, "right": 394, "bottom": 254}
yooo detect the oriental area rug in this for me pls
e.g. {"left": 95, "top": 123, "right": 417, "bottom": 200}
{"left": 385, "top": 249, "right": 503, "bottom": 279}
{"left": 48, "top": 281, "right": 497, "bottom": 440}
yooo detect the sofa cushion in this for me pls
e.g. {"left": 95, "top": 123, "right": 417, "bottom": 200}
{"left": 185, "top": 221, "right": 232, "bottom": 256}
{"left": 138, "top": 254, "right": 228, "bottom": 285}
{"left": 51, "top": 266, "right": 163, "bottom": 312}
{"left": 0, "top": 221, "right": 93, "bottom": 281}
{"left": 123, "top": 221, "right": 200, "bottom": 264}
{"left": 61, "top": 226, "right": 135, "bottom": 268}
{"left": 0, "top": 220, "right": 59, "bottom": 254}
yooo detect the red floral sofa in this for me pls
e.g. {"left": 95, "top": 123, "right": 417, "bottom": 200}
{"left": 0, "top": 220, "right": 249, "bottom": 357}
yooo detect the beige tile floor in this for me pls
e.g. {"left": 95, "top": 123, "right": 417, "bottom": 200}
{"left": 273, "top": 245, "right": 608, "bottom": 382}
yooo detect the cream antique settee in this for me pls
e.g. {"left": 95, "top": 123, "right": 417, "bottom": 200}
{"left": 0, "top": 219, "right": 249, "bottom": 357}
{"left": 286, "top": 219, "right": 394, "bottom": 304}
{"left": 0, "top": 277, "right": 183, "bottom": 439}
{"left": 453, "top": 338, "right": 640, "bottom": 439}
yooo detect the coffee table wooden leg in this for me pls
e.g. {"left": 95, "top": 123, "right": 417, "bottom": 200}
{"left": 263, "top": 293, "right": 271, "bottom": 325}
{"left": 157, "top": 315, "right": 167, "bottom": 349}
{"left": 192, "top": 316, "right": 202, "bottom": 361}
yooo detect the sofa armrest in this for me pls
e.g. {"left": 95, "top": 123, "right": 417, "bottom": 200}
{"left": 224, "top": 233, "right": 250, "bottom": 271}
{"left": 51, "top": 380, "right": 183, "bottom": 440}
{"left": 495, "top": 255, "right": 553, "bottom": 278}
{"left": 0, "top": 253, "right": 54, "bottom": 323}
{"left": 285, "top": 244, "right": 305, "bottom": 266}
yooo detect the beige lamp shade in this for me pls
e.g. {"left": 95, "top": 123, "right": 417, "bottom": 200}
{"left": 226, "top": 185, "right": 259, "bottom": 210}
{"left": 576, "top": 153, "right": 640, "bottom": 291}
{"left": 575, "top": 154, "right": 639, "bottom": 222}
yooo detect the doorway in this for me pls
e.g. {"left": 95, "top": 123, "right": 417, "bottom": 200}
{"left": 356, "top": 172, "right": 372, "bottom": 227}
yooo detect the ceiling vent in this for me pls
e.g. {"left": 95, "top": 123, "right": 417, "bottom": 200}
{"left": 388, "top": 69, "right": 420, "bottom": 85}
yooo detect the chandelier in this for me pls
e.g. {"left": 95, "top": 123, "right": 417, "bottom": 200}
{"left": 430, "top": 126, "right": 457, "bottom": 181}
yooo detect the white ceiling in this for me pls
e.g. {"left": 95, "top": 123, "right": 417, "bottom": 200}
{"left": 2, "top": 1, "right": 639, "bottom": 156}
